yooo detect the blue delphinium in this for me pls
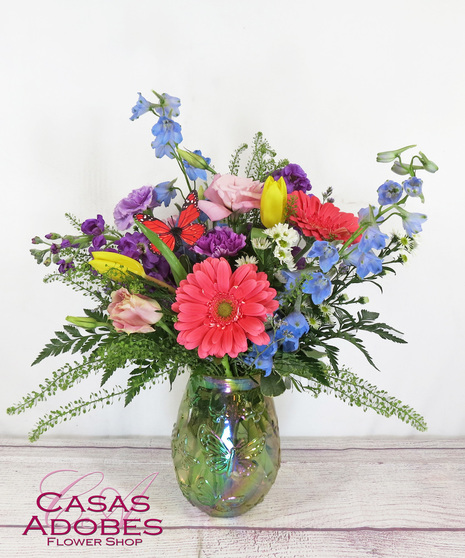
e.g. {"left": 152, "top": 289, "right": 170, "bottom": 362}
{"left": 302, "top": 272, "right": 332, "bottom": 305}
{"left": 151, "top": 117, "right": 183, "bottom": 159}
{"left": 130, "top": 93, "right": 156, "bottom": 121}
{"left": 280, "top": 269, "right": 305, "bottom": 290}
{"left": 400, "top": 210, "right": 427, "bottom": 236}
{"left": 183, "top": 150, "right": 211, "bottom": 181}
{"left": 154, "top": 180, "right": 177, "bottom": 207}
{"left": 358, "top": 206, "right": 384, "bottom": 225}
{"left": 276, "top": 311, "right": 310, "bottom": 352}
{"left": 307, "top": 240, "right": 339, "bottom": 272}
{"left": 345, "top": 247, "right": 383, "bottom": 279}
{"left": 377, "top": 180, "right": 403, "bottom": 205}
{"left": 359, "top": 226, "right": 389, "bottom": 253}
{"left": 243, "top": 335, "right": 278, "bottom": 376}
{"left": 154, "top": 92, "right": 181, "bottom": 118}
{"left": 403, "top": 177, "right": 424, "bottom": 201}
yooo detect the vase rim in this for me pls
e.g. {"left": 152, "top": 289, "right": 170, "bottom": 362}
{"left": 190, "top": 374, "right": 260, "bottom": 392}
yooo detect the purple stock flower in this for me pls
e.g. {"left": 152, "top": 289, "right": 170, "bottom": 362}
{"left": 193, "top": 226, "right": 245, "bottom": 258}
{"left": 81, "top": 214, "right": 105, "bottom": 236}
{"left": 114, "top": 231, "right": 171, "bottom": 281}
{"left": 113, "top": 186, "right": 159, "bottom": 231}
{"left": 57, "top": 259, "right": 75, "bottom": 274}
{"left": 92, "top": 235, "right": 107, "bottom": 250}
{"left": 272, "top": 164, "right": 312, "bottom": 193}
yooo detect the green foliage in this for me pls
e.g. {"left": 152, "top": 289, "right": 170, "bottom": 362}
{"left": 32, "top": 324, "right": 112, "bottom": 366}
{"left": 313, "top": 366, "right": 427, "bottom": 432}
{"left": 228, "top": 132, "right": 289, "bottom": 182}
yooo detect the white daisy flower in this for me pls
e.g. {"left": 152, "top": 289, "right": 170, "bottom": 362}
{"left": 251, "top": 237, "right": 272, "bottom": 250}
{"left": 235, "top": 255, "right": 259, "bottom": 267}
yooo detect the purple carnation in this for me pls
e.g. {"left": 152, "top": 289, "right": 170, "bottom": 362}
{"left": 272, "top": 163, "right": 312, "bottom": 193}
{"left": 113, "top": 186, "right": 159, "bottom": 231}
{"left": 193, "top": 226, "right": 246, "bottom": 258}
{"left": 81, "top": 214, "right": 105, "bottom": 236}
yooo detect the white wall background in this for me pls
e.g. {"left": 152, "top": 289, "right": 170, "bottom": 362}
{"left": 1, "top": 0, "right": 464, "bottom": 440}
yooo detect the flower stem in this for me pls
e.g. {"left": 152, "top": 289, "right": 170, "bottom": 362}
{"left": 221, "top": 355, "right": 233, "bottom": 378}
{"left": 158, "top": 321, "right": 176, "bottom": 338}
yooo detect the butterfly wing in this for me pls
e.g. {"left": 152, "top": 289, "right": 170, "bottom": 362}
{"left": 233, "top": 435, "right": 266, "bottom": 476}
{"left": 199, "top": 425, "right": 231, "bottom": 474}
{"left": 134, "top": 214, "right": 175, "bottom": 254}
{"left": 180, "top": 223, "right": 206, "bottom": 246}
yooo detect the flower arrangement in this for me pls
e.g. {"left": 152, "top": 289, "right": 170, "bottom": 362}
{"left": 9, "top": 89, "right": 438, "bottom": 441}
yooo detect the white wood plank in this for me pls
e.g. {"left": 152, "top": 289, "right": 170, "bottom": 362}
{"left": 2, "top": 526, "right": 465, "bottom": 558}
{"left": 3, "top": 436, "right": 465, "bottom": 450}
{"left": 1, "top": 441, "right": 464, "bottom": 529}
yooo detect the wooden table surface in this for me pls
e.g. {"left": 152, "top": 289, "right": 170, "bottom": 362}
{"left": 1, "top": 437, "right": 464, "bottom": 557}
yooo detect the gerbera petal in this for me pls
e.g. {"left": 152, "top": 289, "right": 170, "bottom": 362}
{"left": 216, "top": 258, "right": 232, "bottom": 292}
{"left": 198, "top": 327, "right": 220, "bottom": 358}
{"left": 238, "top": 316, "right": 265, "bottom": 336}
{"left": 221, "top": 327, "right": 233, "bottom": 355}
{"left": 231, "top": 264, "right": 256, "bottom": 286}
{"left": 242, "top": 302, "right": 266, "bottom": 317}
{"left": 231, "top": 323, "right": 248, "bottom": 354}
{"left": 192, "top": 270, "right": 215, "bottom": 292}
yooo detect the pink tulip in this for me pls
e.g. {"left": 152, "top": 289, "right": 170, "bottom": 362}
{"left": 108, "top": 288, "right": 162, "bottom": 333}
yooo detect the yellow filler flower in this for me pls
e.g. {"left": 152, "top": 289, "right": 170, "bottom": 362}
{"left": 89, "top": 252, "right": 176, "bottom": 293}
{"left": 260, "top": 176, "right": 287, "bottom": 228}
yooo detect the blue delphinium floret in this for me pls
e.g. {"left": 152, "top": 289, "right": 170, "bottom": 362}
{"left": 346, "top": 247, "right": 383, "bottom": 278}
{"left": 151, "top": 117, "right": 183, "bottom": 159}
{"left": 377, "top": 180, "right": 403, "bottom": 205}
{"left": 130, "top": 93, "right": 156, "bottom": 121}
{"left": 154, "top": 180, "right": 177, "bottom": 207}
{"left": 359, "top": 226, "right": 389, "bottom": 253}
{"left": 183, "top": 150, "right": 211, "bottom": 181}
{"left": 243, "top": 336, "right": 278, "bottom": 376}
{"left": 401, "top": 211, "right": 427, "bottom": 236}
{"left": 302, "top": 272, "right": 332, "bottom": 305}
{"left": 154, "top": 93, "right": 181, "bottom": 118}
{"left": 307, "top": 240, "right": 339, "bottom": 272}
{"left": 403, "top": 177, "right": 424, "bottom": 201}
{"left": 276, "top": 311, "right": 310, "bottom": 352}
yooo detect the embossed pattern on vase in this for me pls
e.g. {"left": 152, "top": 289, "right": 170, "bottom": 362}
{"left": 171, "top": 375, "right": 281, "bottom": 517}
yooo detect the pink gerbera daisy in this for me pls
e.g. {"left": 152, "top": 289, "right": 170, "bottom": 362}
{"left": 172, "top": 257, "right": 279, "bottom": 359}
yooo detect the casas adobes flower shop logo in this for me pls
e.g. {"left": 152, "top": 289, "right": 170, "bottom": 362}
{"left": 22, "top": 470, "right": 163, "bottom": 548}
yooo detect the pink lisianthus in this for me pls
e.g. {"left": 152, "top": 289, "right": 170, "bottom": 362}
{"left": 108, "top": 288, "right": 162, "bottom": 333}
{"left": 198, "top": 174, "right": 263, "bottom": 221}
{"left": 172, "top": 257, "right": 279, "bottom": 359}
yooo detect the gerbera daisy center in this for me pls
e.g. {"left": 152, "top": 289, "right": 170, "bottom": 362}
{"left": 208, "top": 292, "right": 241, "bottom": 326}
{"left": 217, "top": 301, "right": 233, "bottom": 318}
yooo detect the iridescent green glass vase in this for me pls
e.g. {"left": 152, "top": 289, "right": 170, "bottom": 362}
{"left": 171, "top": 375, "right": 280, "bottom": 517}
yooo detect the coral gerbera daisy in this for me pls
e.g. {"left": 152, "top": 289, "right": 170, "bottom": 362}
{"left": 172, "top": 257, "right": 279, "bottom": 359}
{"left": 288, "top": 191, "right": 360, "bottom": 243}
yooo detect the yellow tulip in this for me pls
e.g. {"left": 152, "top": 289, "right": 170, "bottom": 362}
{"left": 89, "top": 251, "right": 176, "bottom": 293}
{"left": 89, "top": 252, "right": 177, "bottom": 293}
{"left": 89, "top": 252, "right": 146, "bottom": 280}
{"left": 260, "top": 176, "right": 288, "bottom": 228}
